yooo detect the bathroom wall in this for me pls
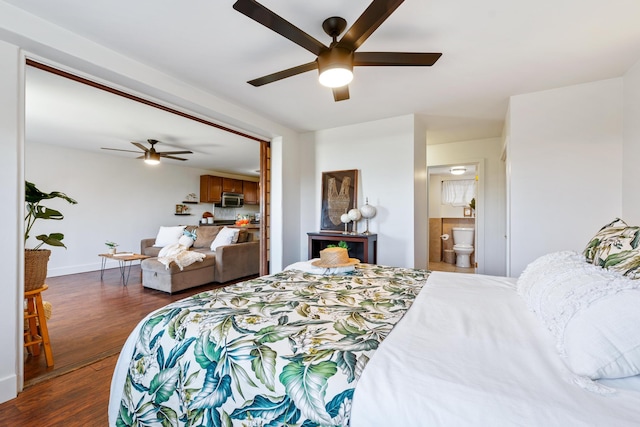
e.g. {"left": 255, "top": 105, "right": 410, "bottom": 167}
{"left": 429, "top": 218, "right": 443, "bottom": 262}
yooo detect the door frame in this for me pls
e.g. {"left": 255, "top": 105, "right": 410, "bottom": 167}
{"left": 426, "top": 159, "right": 485, "bottom": 273}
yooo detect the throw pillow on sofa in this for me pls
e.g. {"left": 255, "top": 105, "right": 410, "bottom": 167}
{"left": 153, "top": 225, "right": 186, "bottom": 247}
{"left": 210, "top": 227, "right": 240, "bottom": 251}
{"left": 193, "top": 226, "right": 222, "bottom": 249}
{"left": 236, "top": 229, "right": 250, "bottom": 243}
{"left": 178, "top": 228, "right": 197, "bottom": 248}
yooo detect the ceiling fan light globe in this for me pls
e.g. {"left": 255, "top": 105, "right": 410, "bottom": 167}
{"left": 318, "top": 47, "right": 354, "bottom": 88}
{"left": 144, "top": 151, "right": 161, "bottom": 165}
{"left": 319, "top": 68, "right": 353, "bottom": 88}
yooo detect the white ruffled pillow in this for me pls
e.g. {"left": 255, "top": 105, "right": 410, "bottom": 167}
{"left": 153, "top": 225, "right": 186, "bottom": 247}
{"left": 517, "top": 251, "right": 640, "bottom": 387}
{"left": 210, "top": 227, "right": 240, "bottom": 251}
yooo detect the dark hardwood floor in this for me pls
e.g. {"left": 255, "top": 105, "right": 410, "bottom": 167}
{"left": 0, "top": 265, "right": 249, "bottom": 425}
{"left": 0, "top": 354, "right": 117, "bottom": 426}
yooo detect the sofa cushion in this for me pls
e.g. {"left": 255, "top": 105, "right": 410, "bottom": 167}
{"left": 154, "top": 225, "right": 186, "bottom": 247}
{"left": 193, "top": 226, "right": 222, "bottom": 249}
{"left": 211, "top": 227, "right": 240, "bottom": 251}
{"left": 141, "top": 255, "right": 216, "bottom": 274}
{"left": 178, "top": 230, "right": 195, "bottom": 248}
{"left": 236, "top": 228, "right": 250, "bottom": 243}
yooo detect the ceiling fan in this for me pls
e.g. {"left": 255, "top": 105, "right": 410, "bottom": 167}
{"left": 233, "top": 0, "right": 442, "bottom": 101}
{"left": 101, "top": 139, "right": 193, "bottom": 165}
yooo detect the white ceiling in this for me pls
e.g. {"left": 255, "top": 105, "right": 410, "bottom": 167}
{"left": 7, "top": 0, "right": 640, "bottom": 168}
{"left": 25, "top": 66, "right": 261, "bottom": 174}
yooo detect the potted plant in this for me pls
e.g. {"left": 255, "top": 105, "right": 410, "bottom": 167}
{"left": 105, "top": 241, "right": 118, "bottom": 254}
{"left": 469, "top": 198, "right": 476, "bottom": 216}
{"left": 24, "top": 181, "right": 77, "bottom": 291}
{"left": 327, "top": 241, "right": 350, "bottom": 254}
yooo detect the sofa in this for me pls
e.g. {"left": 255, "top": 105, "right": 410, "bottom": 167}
{"left": 140, "top": 225, "right": 260, "bottom": 294}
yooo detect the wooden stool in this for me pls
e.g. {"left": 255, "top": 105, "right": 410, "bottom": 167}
{"left": 24, "top": 284, "right": 54, "bottom": 367}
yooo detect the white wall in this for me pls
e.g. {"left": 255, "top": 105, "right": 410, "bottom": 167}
{"left": 623, "top": 58, "right": 640, "bottom": 223}
{"left": 0, "top": 39, "right": 21, "bottom": 404}
{"left": 413, "top": 117, "right": 428, "bottom": 269}
{"left": 302, "top": 115, "right": 420, "bottom": 269}
{"left": 26, "top": 142, "right": 263, "bottom": 275}
{"left": 507, "top": 78, "right": 624, "bottom": 276}
{"left": 298, "top": 131, "right": 317, "bottom": 263}
{"left": 427, "top": 138, "right": 506, "bottom": 276}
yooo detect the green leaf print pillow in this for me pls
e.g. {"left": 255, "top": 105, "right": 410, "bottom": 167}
{"left": 583, "top": 218, "right": 640, "bottom": 279}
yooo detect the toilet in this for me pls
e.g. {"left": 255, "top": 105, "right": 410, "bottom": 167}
{"left": 452, "top": 227, "right": 474, "bottom": 268}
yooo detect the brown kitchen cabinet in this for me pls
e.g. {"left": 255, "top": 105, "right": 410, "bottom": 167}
{"left": 200, "top": 175, "right": 222, "bottom": 203}
{"left": 222, "top": 178, "right": 243, "bottom": 193}
{"left": 307, "top": 232, "right": 377, "bottom": 264}
{"left": 243, "top": 181, "right": 259, "bottom": 205}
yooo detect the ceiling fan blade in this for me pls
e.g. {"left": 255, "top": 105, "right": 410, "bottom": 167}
{"left": 131, "top": 142, "right": 149, "bottom": 152}
{"left": 101, "top": 148, "right": 144, "bottom": 153}
{"left": 338, "top": 0, "right": 404, "bottom": 51}
{"left": 161, "top": 155, "right": 188, "bottom": 161}
{"left": 157, "top": 150, "right": 193, "bottom": 155}
{"left": 248, "top": 61, "right": 318, "bottom": 86}
{"left": 332, "top": 86, "right": 350, "bottom": 102}
{"left": 233, "top": 0, "right": 327, "bottom": 56}
{"left": 354, "top": 51, "right": 442, "bottom": 66}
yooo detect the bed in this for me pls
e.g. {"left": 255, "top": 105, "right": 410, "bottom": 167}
{"left": 110, "top": 221, "right": 640, "bottom": 426}
{"left": 109, "top": 263, "right": 429, "bottom": 426}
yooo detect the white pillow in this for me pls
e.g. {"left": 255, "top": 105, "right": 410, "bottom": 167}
{"left": 210, "top": 227, "right": 240, "bottom": 251}
{"left": 178, "top": 234, "right": 194, "bottom": 248}
{"left": 517, "top": 251, "right": 640, "bottom": 383}
{"left": 153, "top": 226, "right": 186, "bottom": 247}
{"left": 564, "top": 290, "right": 640, "bottom": 379}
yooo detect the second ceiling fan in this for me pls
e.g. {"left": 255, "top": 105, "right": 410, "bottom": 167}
{"left": 101, "top": 139, "right": 192, "bottom": 165}
{"left": 233, "top": 0, "right": 442, "bottom": 101}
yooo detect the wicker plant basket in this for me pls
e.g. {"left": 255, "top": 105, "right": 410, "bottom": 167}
{"left": 25, "top": 249, "right": 51, "bottom": 292}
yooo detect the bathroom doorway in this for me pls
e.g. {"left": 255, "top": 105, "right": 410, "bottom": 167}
{"left": 427, "top": 162, "right": 481, "bottom": 274}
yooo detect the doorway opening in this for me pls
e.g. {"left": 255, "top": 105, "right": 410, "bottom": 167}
{"left": 427, "top": 162, "right": 480, "bottom": 274}
{"left": 22, "top": 60, "right": 271, "bottom": 387}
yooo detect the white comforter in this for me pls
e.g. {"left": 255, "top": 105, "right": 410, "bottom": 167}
{"left": 350, "top": 271, "right": 640, "bottom": 426}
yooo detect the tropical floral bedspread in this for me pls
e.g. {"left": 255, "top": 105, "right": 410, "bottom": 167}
{"left": 115, "top": 264, "right": 429, "bottom": 427}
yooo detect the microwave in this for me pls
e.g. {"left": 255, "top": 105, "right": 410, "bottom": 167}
{"left": 217, "top": 192, "right": 244, "bottom": 208}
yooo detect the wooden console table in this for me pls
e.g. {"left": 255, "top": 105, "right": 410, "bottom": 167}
{"left": 307, "top": 232, "right": 378, "bottom": 264}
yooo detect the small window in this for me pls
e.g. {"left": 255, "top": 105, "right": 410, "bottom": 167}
{"left": 441, "top": 179, "right": 476, "bottom": 207}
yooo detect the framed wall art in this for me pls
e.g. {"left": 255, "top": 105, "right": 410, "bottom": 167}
{"left": 320, "top": 169, "right": 358, "bottom": 232}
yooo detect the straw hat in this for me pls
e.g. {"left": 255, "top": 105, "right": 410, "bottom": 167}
{"left": 311, "top": 247, "right": 360, "bottom": 268}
